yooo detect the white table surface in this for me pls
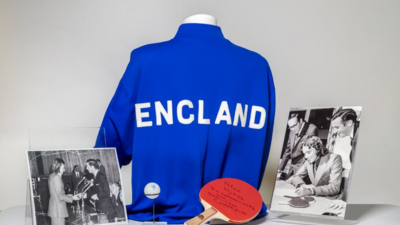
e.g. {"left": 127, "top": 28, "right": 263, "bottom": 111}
{"left": 1, "top": 204, "right": 400, "bottom": 225}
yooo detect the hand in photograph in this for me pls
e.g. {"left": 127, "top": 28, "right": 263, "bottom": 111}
{"left": 295, "top": 186, "right": 312, "bottom": 196}
{"left": 277, "top": 170, "right": 282, "bottom": 179}
{"left": 285, "top": 176, "right": 293, "bottom": 184}
{"left": 120, "top": 192, "right": 124, "bottom": 203}
{"left": 72, "top": 194, "right": 81, "bottom": 201}
{"left": 328, "top": 199, "right": 346, "bottom": 210}
{"left": 91, "top": 193, "right": 99, "bottom": 200}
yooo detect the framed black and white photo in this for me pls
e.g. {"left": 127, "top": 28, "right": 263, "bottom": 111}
{"left": 270, "top": 106, "right": 362, "bottom": 218}
{"left": 26, "top": 148, "right": 128, "bottom": 225}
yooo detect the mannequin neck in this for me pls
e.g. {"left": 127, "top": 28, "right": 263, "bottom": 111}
{"left": 183, "top": 14, "right": 217, "bottom": 26}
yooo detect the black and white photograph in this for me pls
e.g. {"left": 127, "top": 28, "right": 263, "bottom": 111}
{"left": 26, "top": 148, "right": 127, "bottom": 225}
{"left": 270, "top": 106, "right": 362, "bottom": 218}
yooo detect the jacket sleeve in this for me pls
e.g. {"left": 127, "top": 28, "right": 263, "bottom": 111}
{"left": 309, "top": 124, "right": 318, "bottom": 137}
{"left": 278, "top": 138, "right": 291, "bottom": 171}
{"left": 95, "top": 50, "right": 142, "bottom": 167}
{"left": 290, "top": 162, "right": 308, "bottom": 188}
{"left": 98, "top": 175, "right": 111, "bottom": 200}
{"left": 314, "top": 155, "right": 343, "bottom": 196}
{"left": 54, "top": 176, "right": 73, "bottom": 203}
{"left": 350, "top": 129, "right": 359, "bottom": 163}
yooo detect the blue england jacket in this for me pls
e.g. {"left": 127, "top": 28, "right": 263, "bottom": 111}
{"left": 97, "top": 23, "right": 275, "bottom": 223}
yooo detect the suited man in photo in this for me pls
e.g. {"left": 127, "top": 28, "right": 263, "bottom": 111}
{"left": 110, "top": 182, "right": 125, "bottom": 219}
{"left": 328, "top": 108, "right": 360, "bottom": 205}
{"left": 288, "top": 136, "right": 343, "bottom": 198}
{"left": 278, "top": 114, "right": 318, "bottom": 180}
{"left": 70, "top": 165, "right": 83, "bottom": 193}
{"left": 96, "top": 159, "right": 107, "bottom": 178}
{"left": 48, "top": 158, "right": 81, "bottom": 225}
{"left": 85, "top": 159, "right": 116, "bottom": 222}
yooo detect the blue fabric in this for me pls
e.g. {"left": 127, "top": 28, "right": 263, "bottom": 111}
{"left": 96, "top": 23, "right": 275, "bottom": 224}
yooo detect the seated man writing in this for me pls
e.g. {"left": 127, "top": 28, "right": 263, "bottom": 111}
{"left": 288, "top": 136, "right": 343, "bottom": 198}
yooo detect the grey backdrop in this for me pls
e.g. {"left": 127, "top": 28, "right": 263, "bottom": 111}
{"left": 1, "top": 0, "right": 399, "bottom": 210}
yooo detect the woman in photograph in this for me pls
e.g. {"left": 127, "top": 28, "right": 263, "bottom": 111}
{"left": 288, "top": 136, "right": 343, "bottom": 198}
{"left": 47, "top": 158, "right": 80, "bottom": 225}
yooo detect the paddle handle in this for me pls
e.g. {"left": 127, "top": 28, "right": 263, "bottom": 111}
{"left": 284, "top": 195, "right": 308, "bottom": 198}
{"left": 184, "top": 207, "right": 220, "bottom": 225}
{"left": 278, "top": 201, "right": 290, "bottom": 205}
{"left": 283, "top": 195, "right": 295, "bottom": 199}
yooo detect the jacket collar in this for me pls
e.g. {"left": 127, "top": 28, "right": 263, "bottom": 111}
{"left": 174, "top": 23, "right": 225, "bottom": 40}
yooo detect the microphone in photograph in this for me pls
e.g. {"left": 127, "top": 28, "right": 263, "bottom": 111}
{"left": 82, "top": 179, "right": 94, "bottom": 194}
{"left": 77, "top": 177, "right": 86, "bottom": 187}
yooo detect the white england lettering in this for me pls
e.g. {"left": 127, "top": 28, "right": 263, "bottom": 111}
{"left": 135, "top": 100, "right": 266, "bottom": 129}
{"left": 177, "top": 100, "right": 194, "bottom": 124}
{"left": 215, "top": 101, "right": 232, "bottom": 125}
{"left": 198, "top": 100, "right": 210, "bottom": 124}
{"left": 135, "top": 102, "right": 153, "bottom": 127}
{"left": 155, "top": 101, "right": 173, "bottom": 126}
{"left": 233, "top": 103, "right": 248, "bottom": 127}
{"left": 249, "top": 106, "right": 266, "bottom": 129}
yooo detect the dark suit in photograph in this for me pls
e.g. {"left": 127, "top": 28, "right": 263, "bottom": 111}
{"left": 279, "top": 122, "right": 318, "bottom": 177}
{"left": 70, "top": 170, "right": 83, "bottom": 192}
{"left": 99, "top": 164, "right": 107, "bottom": 177}
{"left": 290, "top": 152, "right": 343, "bottom": 199}
{"left": 92, "top": 171, "right": 116, "bottom": 221}
{"left": 111, "top": 194, "right": 125, "bottom": 218}
{"left": 340, "top": 129, "right": 358, "bottom": 201}
{"left": 335, "top": 123, "right": 359, "bottom": 201}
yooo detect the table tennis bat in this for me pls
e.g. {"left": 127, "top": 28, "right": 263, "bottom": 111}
{"left": 278, "top": 195, "right": 313, "bottom": 208}
{"left": 184, "top": 178, "right": 263, "bottom": 225}
{"left": 284, "top": 195, "right": 316, "bottom": 203}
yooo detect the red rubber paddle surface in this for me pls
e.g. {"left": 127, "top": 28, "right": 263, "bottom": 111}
{"left": 199, "top": 178, "right": 263, "bottom": 223}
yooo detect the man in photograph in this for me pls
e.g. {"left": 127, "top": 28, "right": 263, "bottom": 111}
{"left": 288, "top": 136, "right": 343, "bottom": 198}
{"left": 329, "top": 108, "right": 359, "bottom": 203}
{"left": 70, "top": 165, "right": 83, "bottom": 193}
{"left": 85, "top": 159, "right": 116, "bottom": 222}
{"left": 110, "top": 182, "right": 125, "bottom": 219}
{"left": 96, "top": 159, "right": 107, "bottom": 177}
{"left": 277, "top": 114, "right": 318, "bottom": 180}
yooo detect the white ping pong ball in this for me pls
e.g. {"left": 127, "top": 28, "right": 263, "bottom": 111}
{"left": 144, "top": 182, "right": 160, "bottom": 199}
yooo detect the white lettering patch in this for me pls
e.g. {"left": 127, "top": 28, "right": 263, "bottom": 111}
{"left": 135, "top": 100, "right": 266, "bottom": 129}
